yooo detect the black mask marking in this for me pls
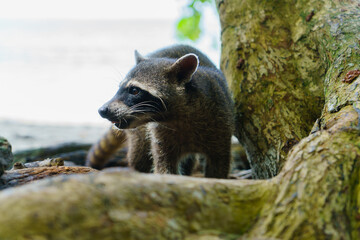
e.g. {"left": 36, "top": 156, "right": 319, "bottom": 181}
{"left": 117, "top": 86, "right": 166, "bottom": 114}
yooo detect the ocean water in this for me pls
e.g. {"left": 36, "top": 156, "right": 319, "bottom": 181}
{"left": 0, "top": 18, "right": 220, "bottom": 150}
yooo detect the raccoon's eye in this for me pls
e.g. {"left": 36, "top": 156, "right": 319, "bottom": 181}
{"left": 129, "top": 87, "right": 140, "bottom": 95}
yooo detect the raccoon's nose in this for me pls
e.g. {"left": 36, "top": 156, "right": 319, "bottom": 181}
{"left": 98, "top": 106, "right": 110, "bottom": 118}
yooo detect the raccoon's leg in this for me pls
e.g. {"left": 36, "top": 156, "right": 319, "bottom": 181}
{"left": 179, "top": 155, "right": 197, "bottom": 176}
{"left": 153, "top": 155, "right": 180, "bottom": 175}
{"left": 204, "top": 151, "right": 231, "bottom": 178}
{"left": 126, "top": 127, "right": 153, "bottom": 173}
{"left": 86, "top": 126, "right": 127, "bottom": 170}
{"left": 151, "top": 140, "right": 181, "bottom": 175}
{"left": 204, "top": 140, "right": 231, "bottom": 179}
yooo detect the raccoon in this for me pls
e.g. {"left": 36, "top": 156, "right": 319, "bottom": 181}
{"left": 86, "top": 45, "right": 234, "bottom": 178}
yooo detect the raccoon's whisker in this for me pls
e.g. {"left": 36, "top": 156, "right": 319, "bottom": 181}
{"left": 137, "top": 101, "right": 164, "bottom": 112}
{"left": 125, "top": 105, "right": 157, "bottom": 114}
{"left": 134, "top": 105, "right": 162, "bottom": 113}
{"left": 127, "top": 101, "right": 156, "bottom": 112}
{"left": 158, "top": 97, "right": 167, "bottom": 111}
{"left": 129, "top": 99, "right": 166, "bottom": 113}
{"left": 129, "top": 110, "right": 154, "bottom": 118}
{"left": 131, "top": 103, "right": 156, "bottom": 108}
{"left": 132, "top": 101, "right": 161, "bottom": 108}
{"left": 128, "top": 115, "right": 143, "bottom": 122}
{"left": 129, "top": 104, "right": 162, "bottom": 114}
{"left": 130, "top": 110, "right": 158, "bottom": 116}
{"left": 140, "top": 103, "right": 167, "bottom": 119}
{"left": 131, "top": 115, "right": 140, "bottom": 120}
{"left": 148, "top": 92, "right": 167, "bottom": 112}
{"left": 111, "top": 66, "right": 125, "bottom": 85}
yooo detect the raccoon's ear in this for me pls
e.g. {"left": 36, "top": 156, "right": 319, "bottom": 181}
{"left": 168, "top": 53, "right": 199, "bottom": 83}
{"left": 134, "top": 50, "right": 147, "bottom": 64}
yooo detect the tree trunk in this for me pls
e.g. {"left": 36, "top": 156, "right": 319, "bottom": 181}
{"left": 218, "top": 0, "right": 330, "bottom": 178}
{"left": 0, "top": 0, "right": 359, "bottom": 239}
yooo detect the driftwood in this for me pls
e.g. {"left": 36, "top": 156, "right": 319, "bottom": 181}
{"left": 13, "top": 142, "right": 130, "bottom": 168}
{"left": 13, "top": 142, "right": 92, "bottom": 164}
{"left": 1, "top": 166, "right": 97, "bottom": 189}
{"left": 1, "top": 157, "right": 97, "bottom": 189}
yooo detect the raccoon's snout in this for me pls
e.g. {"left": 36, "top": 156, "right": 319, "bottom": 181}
{"left": 98, "top": 105, "right": 118, "bottom": 122}
{"left": 98, "top": 105, "right": 110, "bottom": 119}
{"left": 98, "top": 102, "right": 124, "bottom": 123}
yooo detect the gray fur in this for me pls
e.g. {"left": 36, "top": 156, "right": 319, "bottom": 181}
{"left": 86, "top": 45, "right": 234, "bottom": 178}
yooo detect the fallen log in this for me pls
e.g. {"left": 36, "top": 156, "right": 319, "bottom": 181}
{"left": 1, "top": 166, "right": 97, "bottom": 189}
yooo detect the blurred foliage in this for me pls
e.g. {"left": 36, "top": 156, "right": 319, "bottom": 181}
{"left": 176, "top": 0, "right": 214, "bottom": 42}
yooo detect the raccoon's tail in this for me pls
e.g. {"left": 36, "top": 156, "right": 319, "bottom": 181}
{"left": 86, "top": 126, "right": 127, "bottom": 169}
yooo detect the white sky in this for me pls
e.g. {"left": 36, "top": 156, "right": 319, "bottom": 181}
{"left": 0, "top": 0, "right": 181, "bottom": 20}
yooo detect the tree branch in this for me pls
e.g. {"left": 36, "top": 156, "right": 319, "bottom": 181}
{"left": 0, "top": 170, "right": 273, "bottom": 239}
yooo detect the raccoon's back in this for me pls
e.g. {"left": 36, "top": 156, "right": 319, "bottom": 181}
{"left": 148, "top": 44, "right": 217, "bottom": 69}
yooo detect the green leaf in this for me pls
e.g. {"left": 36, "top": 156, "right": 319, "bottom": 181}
{"left": 176, "top": 0, "right": 215, "bottom": 42}
{"left": 176, "top": 12, "right": 201, "bottom": 41}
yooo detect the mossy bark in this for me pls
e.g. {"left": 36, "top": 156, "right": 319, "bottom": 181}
{"left": 0, "top": 171, "right": 272, "bottom": 239}
{"left": 0, "top": 0, "right": 359, "bottom": 239}
{"left": 218, "top": 0, "right": 331, "bottom": 178}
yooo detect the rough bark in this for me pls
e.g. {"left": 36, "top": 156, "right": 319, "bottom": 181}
{"left": 0, "top": 170, "right": 272, "bottom": 239}
{"left": 218, "top": 0, "right": 330, "bottom": 178}
{"left": 0, "top": 0, "right": 359, "bottom": 239}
